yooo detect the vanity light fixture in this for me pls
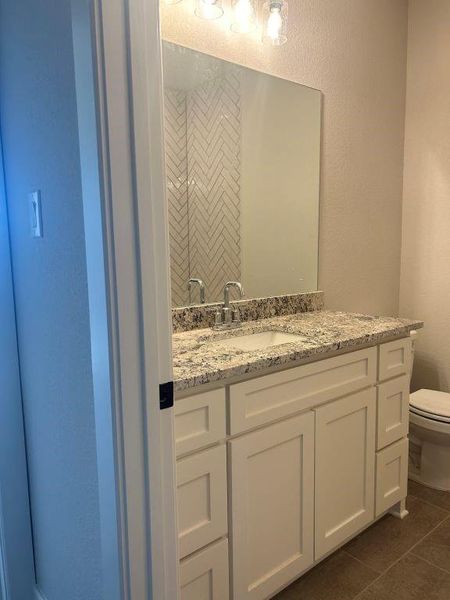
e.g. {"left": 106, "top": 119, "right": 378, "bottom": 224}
{"left": 195, "top": 0, "right": 224, "bottom": 20}
{"left": 262, "top": 0, "right": 288, "bottom": 46}
{"left": 163, "top": 0, "right": 289, "bottom": 46}
{"left": 230, "top": 0, "right": 257, "bottom": 34}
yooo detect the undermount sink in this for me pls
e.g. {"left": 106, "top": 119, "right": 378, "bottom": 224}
{"left": 212, "top": 331, "right": 304, "bottom": 353}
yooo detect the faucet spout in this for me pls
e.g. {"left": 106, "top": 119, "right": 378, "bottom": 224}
{"left": 213, "top": 281, "right": 245, "bottom": 330}
{"left": 223, "top": 281, "right": 244, "bottom": 308}
{"left": 187, "top": 278, "right": 206, "bottom": 304}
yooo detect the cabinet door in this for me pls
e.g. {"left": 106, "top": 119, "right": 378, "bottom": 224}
{"left": 379, "top": 338, "right": 411, "bottom": 382}
{"left": 376, "top": 438, "right": 408, "bottom": 517}
{"left": 177, "top": 445, "right": 228, "bottom": 559}
{"left": 315, "top": 388, "right": 376, "bottom": 559}
{"left": 230, "top": 412, "right": 314, "bottom": 600}
{"left": 175, "top": 388, "right": 226, "bottom": 456}
{"left": 377, "top": 375, "right": 409, "bottom": 450}
{"left": 180, "top": 539, "right": 229, "bottom": 600}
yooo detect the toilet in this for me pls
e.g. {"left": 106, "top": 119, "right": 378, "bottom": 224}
{"left": 408, "top": 330, "right": 450, "bottom": 491}
{"left": 409, "top": 389, "right": 450, "bottom": 491}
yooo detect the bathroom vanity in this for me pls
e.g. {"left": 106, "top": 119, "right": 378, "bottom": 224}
{"left": 161, "top": 36, "right": 424, "bottom": 600}
{"left": 172, "top": 306, "right": 422, "bottom": 600}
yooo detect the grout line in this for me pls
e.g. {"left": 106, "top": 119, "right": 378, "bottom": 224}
{"left": 409, "top": 551, "right": 450, "bottom": 576}
{"left": 408, "top": 491, "right": 450, "bottom": 515}
{"left": 410, "top": 513, "right": 450, "bottom": 547}
{"left": 350, "top": 510, "right": 450, "bottom": 600}
{"left": 341, "top": 550, "right": 380, "bottom": 576}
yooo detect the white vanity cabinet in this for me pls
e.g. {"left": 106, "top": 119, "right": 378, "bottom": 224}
{"left": 374, "top": 337, "right": 412, "bottom": 518}
{"left": 230, "top": 412, "right": 314, "bottom": 600}
{"left": 176, "top": 445, "right": 228, "bottom": 559}
{"left": 175, "top": 337, "right": 412, "bottom": 600}
{"left": 180, "top": 539, "right": 230, "bottom": 600}
{"left": 314, "top": 388, "right": 376, "bottom": 559}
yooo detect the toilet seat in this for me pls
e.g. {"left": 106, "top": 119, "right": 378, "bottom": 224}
{"left": 410, "top": 389, "right": 450, "bottom": 424}
{"left": 410, "top": 406, "right": 450, "bottom": 424}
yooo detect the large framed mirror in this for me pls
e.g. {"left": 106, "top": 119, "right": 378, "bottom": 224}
{"left": 162, "top": 41, "right": 322, "bottom": 307}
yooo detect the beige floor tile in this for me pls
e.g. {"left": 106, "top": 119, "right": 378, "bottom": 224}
{"left": 274, "top": 550, "right": 378, "bottom": 600}
{"left": 344, "top": 497, "right": 448, "bottom": 573}
{"left": 412, "top": 516, "right": 450, "bottom": 573}
{"left": 357, "top": 554, "right": 450, "bottom": 600}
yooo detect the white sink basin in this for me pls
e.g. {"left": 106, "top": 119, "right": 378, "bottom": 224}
{"left": 212, "top": 331, "right": 304, "bottom": 353}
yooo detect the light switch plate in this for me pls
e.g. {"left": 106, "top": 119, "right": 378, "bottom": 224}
{"left": 29, "top": 191, "right": 43, "bottom": 238}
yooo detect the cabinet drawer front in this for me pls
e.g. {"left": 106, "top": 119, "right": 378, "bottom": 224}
{"left": 315, "top": 388, "right": 376, "bottom": 560}
{"left": 180, "top": 538, "right": 229, "bottom": 600}
{"left": 175, "top": 389, "right": 226, "bottom": 456}
{"left": 376, "top": 438, "right": 408, "bottom": 517}
{"left": 177, "top": 445, "right": 228, "bottom": 559}
{"left": 230, "top": 412, "right": 315, "bottom": 600}
{"left": 230, "top": 347, "right": 377, "bottom": 434}
{"left": 377, "top": 376, "right": 410, "bottom": 450}
{"left": 379, "top": 338, "right": 411, "bottom": 382}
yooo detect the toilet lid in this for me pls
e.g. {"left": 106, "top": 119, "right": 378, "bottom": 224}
{"left": 410, "top": 389, "right": 450, "bottom": 422}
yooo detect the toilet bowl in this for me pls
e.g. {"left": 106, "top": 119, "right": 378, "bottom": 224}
{"left": 409, "top": 389, "right": 450, "bottom": 491}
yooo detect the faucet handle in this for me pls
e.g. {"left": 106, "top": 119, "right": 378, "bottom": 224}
{"left": 223, "top": 307, "right": 233, "bottom": 325}
{"left": 232, "top": 307, "right": 241, "bottom": 325}
{"left": 214, "top": 310, "right": 223, "bottom": 327}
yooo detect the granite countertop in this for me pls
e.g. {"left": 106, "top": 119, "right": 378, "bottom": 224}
{"left": 172, "top": 310, "right": 423, "bottom": 392}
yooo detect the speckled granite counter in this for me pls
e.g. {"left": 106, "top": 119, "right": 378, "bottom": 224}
{"left": 172, "top": 311, "right": 423, "bottom": 392}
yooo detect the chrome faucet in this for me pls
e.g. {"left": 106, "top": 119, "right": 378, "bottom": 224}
{"left": 214, "top": 281, "right": 244, "bottom": 329}
{"left": 188, "top": 278, "right": 206, "bottom": 305}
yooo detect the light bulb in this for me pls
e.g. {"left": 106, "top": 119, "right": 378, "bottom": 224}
{"left": 195, "top": 0, "right": 224, "bottom": 20}
{"left": 267, "top": 5, "right": 283, "bottom": 41}
{"left": 231, "top": 0, "right": 256, "bottom": 34}
{"left": 263, "top": 1, "right": 287, "bottom": 46}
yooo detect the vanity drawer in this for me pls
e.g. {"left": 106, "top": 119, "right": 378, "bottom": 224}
{"left": 177, "top": 445, "right": 228, "bottom": 559}
{"left": 375, "top": 438, "right": 408, "bottom": 517}
{"left": 377, "top": 375, "right": 410, "bottom": 450}
{"left": 378, "top": 338, "right": 411, "bottom": 382}
{"left": 180, "top": 538, "right": 229, "bottom": 600}
{"left": 175, "top": 388, "right": 226, "bottom": 456}
{"left": 229, "top": 347, "right": 377, "bottom": 434}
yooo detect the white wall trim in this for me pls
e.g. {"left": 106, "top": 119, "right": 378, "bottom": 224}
{"left": 125, "top": 0, "right": 179, "bottom": 596}
{"left": 71, "top": 2, "right": 123, "bottom": 599}
{"left": 91, "top": 0, "right": 178, "bottom": 598}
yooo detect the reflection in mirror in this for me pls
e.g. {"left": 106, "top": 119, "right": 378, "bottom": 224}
{"left": 162, "top": 41, "right": 321, "bottom": 307}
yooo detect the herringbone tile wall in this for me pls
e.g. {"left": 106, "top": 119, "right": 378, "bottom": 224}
{"left": 164, "top": 88, "right": 190, "bottom": 306}
{"left": 164, "top": 71, "right": 242, "bottom": 306}
{"left": 186, "top": 72, "right": 242, "bottom": 303}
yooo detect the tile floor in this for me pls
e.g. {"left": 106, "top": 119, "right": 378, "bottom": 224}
{"left": 275, "top": 480, "right": 450, "bottom": 600}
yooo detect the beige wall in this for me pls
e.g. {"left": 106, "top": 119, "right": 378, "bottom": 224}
{"left": 400, "top": 0, "right": 450, "bottom": 391}
{"left": 161, "top": 0, "right": 409, "bottom": 314}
